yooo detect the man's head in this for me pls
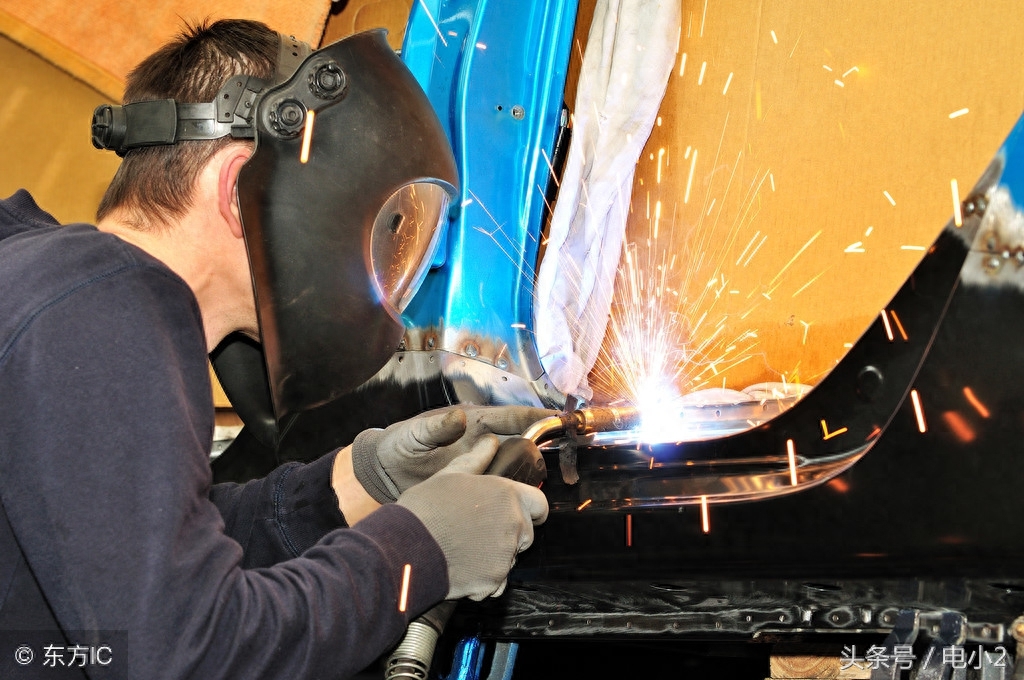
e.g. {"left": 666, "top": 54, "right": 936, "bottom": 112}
{"left": 96, "top": 20, "right": 278, "bottom": 229}
{"left": 93, "top": 20, "right": 459, "bottom": 422}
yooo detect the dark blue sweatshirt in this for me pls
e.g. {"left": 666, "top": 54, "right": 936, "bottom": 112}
{"left": 0, "top": 191, "right": 448, "bottom": 679}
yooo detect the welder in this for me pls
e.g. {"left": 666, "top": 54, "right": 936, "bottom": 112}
{"left": 0, "top": 19, "right": 548, "bottom": 679}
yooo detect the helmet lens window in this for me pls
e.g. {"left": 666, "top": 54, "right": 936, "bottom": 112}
{"left": 370, "top": 182, "right": 450, "bottom": 313}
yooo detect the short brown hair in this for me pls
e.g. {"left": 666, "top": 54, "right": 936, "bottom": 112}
{"left": 96, "top": 19, "right": 279, "bottom": 228}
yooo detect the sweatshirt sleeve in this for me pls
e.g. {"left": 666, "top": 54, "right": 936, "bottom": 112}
{"left": 0, "top": 261, "right": 449, "bottom": 680}
{"left": 210, "top": 451, "right": 350, "bottom": 568}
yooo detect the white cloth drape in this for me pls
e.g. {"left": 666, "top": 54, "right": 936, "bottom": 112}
{"left": 535, "top": 0, "right": 681, "bottom": 399}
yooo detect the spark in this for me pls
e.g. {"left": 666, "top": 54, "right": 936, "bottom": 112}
{"left": 299, "top": 110, "right": 316, "bottom": 164}
{"left": 700, "top": 495, "right": 710, "bottom": 533}
{"left": 626, "top": 514, "right": 633, "bottom": 546}
{"left": 770, "top": 30, "right": 778, "bottom": 44}
{"left": 684, "top": 149, "right": 698, "bottom": 203}
{"left": 679, "top": 52, "right": 687, "bottom": 77}
{"left": 823, "top": 65, "right": 833, "bottom": 72}
{"left": 540, "top": 148, "right": 560, "bottom": 189}
{"left": 723, "top": 72, "right": 734, "bottom": 95}
{"left": 820, "top": 419, "right": 848, "bottom": 440}
{"left": 510, "top": 322, "right": 526, "bottom": 329}
{"left": 942, "top": 411, "right": 976, "bottom": 443}
{"left": 657, "top": 148, "right": 666, "bottom": 183}
{"left": 787, "top": 439, "right": 797, "bottom": 486}
{"left": 883, "top": 190, "right": 896, "bottom": 206}
{"left": 828, "top": 478, "right": 849, "bottom": 493}
{"left": 398, "top": 564, "right": 412, "bottom": 612}
{"left": 416, "top": 0, "right": 448, "bottom": 47}
{"left": 700, "top": 0, "right": 708, "bottom": 37}
{"left": 742, "top": 234, "right": 768, "bottom": 267}
{"left": 901, "top": 245, "right": 926, "bottom": 251}
{"left": 768, "top": 230, "right": 821, "bottom": 288}
{"left": 949, "top": 108, "right": 969, "bottom": 119}
{"left": 963, "top": 387, "right": 990, "bottom": 418}
{"left": 800, "top": 320, "right": 811, "bottom": 345}
{"left": 910, "top": 389, "right": 927, "bottom": 433}
{"left": 865, "top": 226, "right": 874, "bottom": 236}
{"left": 698, "top": 61, "right": 707, "bottom": 86}
{"left": 834, "top": 80, "right": 845, "bottom": 88}
{"left": 889, "top": 309, "right": 908, "bottom": 341}
{"left": 770, "top": 173, "right": 775, "bottom": 191}
{"left": 475, "top": 42, "right": 487, "bottom": 50}
{"left": 657, "top": 116, "right": 663, "bottom": 127}
{"left": 880, "top": 309, "right": 895, "bottom": 341}
{"left": 460, "top": 198, "right": 474, "bottom": 208}
{"left": 951, "top": 179, "right": 963, "bottom": 227}
{"left": 649, "top": 456, "right": 655, "bottom": 470}
{"left": 842, "top": 66, "right": 859, "bottom": 77}
{"left": 577, "top": 499, "right": 593, "bottom": 511}
{"left": 845, "top": 241, "right": 865, "bottom": 253}
{"left": 735, "top": 231, "right": 761, "bottom": 266}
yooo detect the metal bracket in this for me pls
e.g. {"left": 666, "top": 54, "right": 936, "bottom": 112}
{"left": 870, "top": 609, "right": 920, "bottom": 680}
{"left": 917, "top": 611, "right": 968, "bottom": 680}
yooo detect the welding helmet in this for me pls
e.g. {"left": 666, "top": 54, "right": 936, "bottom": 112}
{"left": 91, "top": 30, "right": 458, "bottom": 423}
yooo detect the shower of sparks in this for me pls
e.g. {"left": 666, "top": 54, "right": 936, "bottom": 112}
{"left": 910, "top": 389, "right": 927, "bottom": 433}
{"left": 417, "top": 0, "right": 448, "bottom": 47}
{"left": 700, "top": 495, "right": 710, "bottom": 533}
{"left": 398, "top": 564, "right": 412, "bottom": 612}
{"left": 951, "top": 179, "right": 963, "bottom": 227}
{"left": 963, "top": 387, "right": 990, "bottom": 418}
{"left": 949, "top": 108, "right": 969, "bottom": 119}
{"left": 883, "top": 191, "right": 896, "bottom": 206}
{"left": 299, "top": 110, "right": 315, "bottom": 164}
{"left": 787, "top": 439, "right": 798, "bottom": 485}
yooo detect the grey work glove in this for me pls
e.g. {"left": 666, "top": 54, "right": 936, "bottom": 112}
{"left": 397, "top": 470, "right": 549, "bottom": 601}
{"left": 351, "top": 405, "right": 553, "bottom": 504}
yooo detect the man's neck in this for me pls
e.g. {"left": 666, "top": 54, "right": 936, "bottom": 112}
{"left": 96, "top": 212, "right": 255, "bottom": 351}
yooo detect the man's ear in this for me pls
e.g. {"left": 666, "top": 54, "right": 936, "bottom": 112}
{"left": 218, "top": 145, "right": 253, "bottom": 239}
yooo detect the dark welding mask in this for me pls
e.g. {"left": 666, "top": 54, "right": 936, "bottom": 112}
{"left": 91, "top": 30, "right": 458, "bottom": 424}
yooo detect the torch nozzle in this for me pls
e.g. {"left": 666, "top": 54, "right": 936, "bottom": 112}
{"left": 521, "top": 406, "right": 642, "bottom": 446}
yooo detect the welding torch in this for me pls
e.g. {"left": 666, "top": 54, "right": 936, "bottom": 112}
{"left": 383, "top": 406, "right": 639, "bottom": 678}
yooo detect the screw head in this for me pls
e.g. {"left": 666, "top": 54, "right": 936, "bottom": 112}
{"left": 511, "top": 105, "right": 526, "bottom": 120}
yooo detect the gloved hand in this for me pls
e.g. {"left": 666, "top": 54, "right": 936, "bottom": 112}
{"left": 351, "top": 405, "right": 553, "bottom": 504}
{"left": 397, "top": 470, "right": 548, "bottom": 600}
